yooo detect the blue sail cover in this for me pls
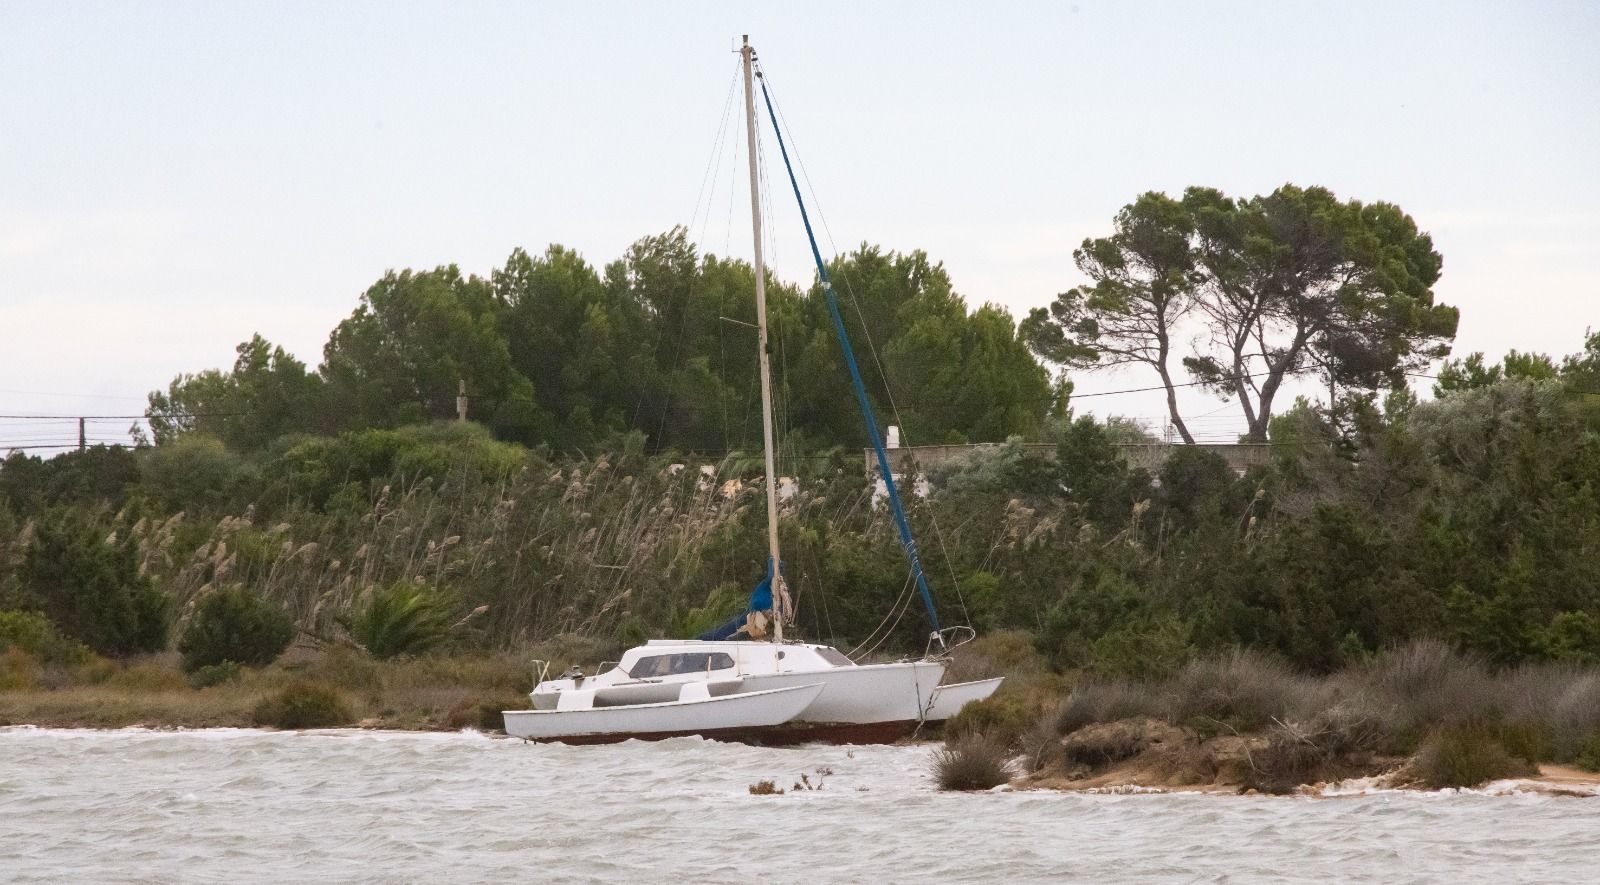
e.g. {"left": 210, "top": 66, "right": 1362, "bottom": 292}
{"left": 696, "top": 558, "right": 777, "bottom": 641}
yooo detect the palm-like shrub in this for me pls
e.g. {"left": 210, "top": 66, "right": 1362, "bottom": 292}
{"left": 178, "top": 588, "right": 295, "bottom": 672}
{"left": 343, "top": 583, "right": 453, "bottom": 660}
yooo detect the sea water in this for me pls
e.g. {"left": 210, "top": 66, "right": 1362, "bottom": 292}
{"left": 2, "top": 727, "right": 1596, "bottom": 883}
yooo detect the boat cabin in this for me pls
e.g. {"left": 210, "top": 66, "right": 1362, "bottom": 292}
{"left": 618, "top": 640, "right": 854, "bottom": 679}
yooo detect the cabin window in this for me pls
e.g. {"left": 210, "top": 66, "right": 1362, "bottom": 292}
{"left": 627, "top": 652, "right": 736, "bottom": 678}
{"left": 817, "top": 648, "right": 854, "bottom": 667}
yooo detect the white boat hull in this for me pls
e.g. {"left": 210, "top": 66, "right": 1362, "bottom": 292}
{"left": 504, "top": 683, "right": 824, "bottom": 743}
{"left": 924, "top": 677, "right": 1004, "bottom": 721}
{"left": 524, "top": 642, "right": 954, "bottom": 744}
{"left": 741, "top": 660, "right": 946, "bottom": 725}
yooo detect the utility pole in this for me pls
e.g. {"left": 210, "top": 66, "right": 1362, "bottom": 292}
{"left": 78, "top": 417, "right": 86, "bottom": 451}
{"left": 456, "top": 380, "right": 468, "bottom": 422}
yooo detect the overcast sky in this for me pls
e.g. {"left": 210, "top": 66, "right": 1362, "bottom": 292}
{"left": 3, "top": 1, "right": 1597, "bottom": 451}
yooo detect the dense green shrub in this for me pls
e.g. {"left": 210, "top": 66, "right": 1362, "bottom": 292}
{"left": 17, "top": 511, "right": 169, "bottom": 657}
{"left": 138, "top": 434, "right": 254, "bottom": 513}
{"left": 178, "top": 588, "right": 295, "bottom": 672}
{"left": 252, "top": 681, "right": 353, "bottom": 729}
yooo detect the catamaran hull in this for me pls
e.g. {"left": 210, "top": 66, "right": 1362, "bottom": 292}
{"left": 924, "top": 677, "right": 1005, "bottom": 721}
{"left": 739, "top": 660, "right": 946, "bottom": 725}
{"left": 504, "top": 683, "right": 823, "bottom": 742}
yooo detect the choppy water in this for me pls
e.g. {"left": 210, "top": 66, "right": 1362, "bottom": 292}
{"left": 2, "top": 728, "right": 1597, "bottom": 883}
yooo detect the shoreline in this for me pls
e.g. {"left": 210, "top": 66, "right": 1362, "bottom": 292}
{"left": 1019, "top": 761, "right": 1600, "bottom": 798}
{"left": 6, "top": 714, "right": 1600, "bottom": 799}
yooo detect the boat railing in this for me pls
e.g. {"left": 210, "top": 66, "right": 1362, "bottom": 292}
{"left": 925, "top": 626, "right": 977, "bottom": 660}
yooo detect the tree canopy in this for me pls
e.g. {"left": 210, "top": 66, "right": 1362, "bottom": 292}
{"left": 144, "top": 233, "right": 1053, "bottom": 454}
{"left": 1023, "top": 184, "right": 1460, "bottom": 441}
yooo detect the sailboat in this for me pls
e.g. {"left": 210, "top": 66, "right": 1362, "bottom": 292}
{"left": 503, "top": 38, "right": 1003, "bottom": 745}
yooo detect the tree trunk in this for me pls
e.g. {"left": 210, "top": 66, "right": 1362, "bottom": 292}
{"left": 1155, "top": 362, "right": 1195, "bottom": 444}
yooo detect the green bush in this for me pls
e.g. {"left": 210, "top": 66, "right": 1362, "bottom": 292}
{"left": 17, "top": 511, "right": 169, "bottom": 657}
{"left": 1414, "top": 723, "right": 1537, "bottom": 788}
{"left": 343, "top": 583, "right": 453, "bottom": 660}
{"left": 944, "top": 692, "right": 1040, "bottom": 748}
{"left": 0, "top": 609, "right": 92, "bottom": 666}
{"left": 188, "top": 660, "right": 243, "bottom": 688}
{"left": 1089, "top": 615, "right": 1194, "bottom": 682}
{"left": 252, "top": 681, "right": 353, "bottom": 729}
{"left": 178, "top": 588, "right": 295, "bottom": 672}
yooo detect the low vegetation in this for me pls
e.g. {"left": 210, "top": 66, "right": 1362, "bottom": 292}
{"left": 252, "top": 681, "right": 352, "bottom": 730}
{"left": 1413, "top": 723, "right": 1538, "bottom": 789}
{"left": 0, "top": 647, "right": 542, "bottom": 732}
{"left": 940, "top": 639, "right": 1600, "bottom": 793}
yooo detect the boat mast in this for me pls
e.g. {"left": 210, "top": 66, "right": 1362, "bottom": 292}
{"left": 740, "top": 35, "right": 785, "bottom": 642}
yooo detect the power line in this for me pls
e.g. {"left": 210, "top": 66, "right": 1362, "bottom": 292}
{"left": 0, "top": 411, "right": 237, "bottom": 420}
{"left": 0, "top": 388, "right": 149, "bottom": 401}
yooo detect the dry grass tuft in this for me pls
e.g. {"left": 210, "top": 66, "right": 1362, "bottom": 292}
{"left": 1054, "top": 680, "right": 1162, "bottom": 736}
{"left": 1361, "top": 639, "right": 1499, "bottom": 733}
{"left": 932, "top": 733, "right": 1015, "bottom": 791}
{"left": 105, "top": 659, "right": 191, "bottom": 693}
{"left": 1163, "top": 649, "right": 1308, "bottom": 730}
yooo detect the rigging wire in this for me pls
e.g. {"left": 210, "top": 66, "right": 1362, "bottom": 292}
{"left": 757, "top": 63, "right": 973, "bottom": 629}
{"left": 686, "top": 61, "right": 743, "bottom": 243}
{"left": 847, "top": 567, "right": 917, "bottom": 661}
